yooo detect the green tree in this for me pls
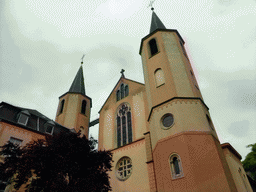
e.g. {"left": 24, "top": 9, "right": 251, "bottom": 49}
{"left": 0, "top": 131, "right": 113, "bottom": 192}
{"left": 242, "top": 143, "right": 256, "bottom": 180}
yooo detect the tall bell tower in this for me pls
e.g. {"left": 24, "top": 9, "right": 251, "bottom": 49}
{"left": 55, "top": 64, "right": 92, "bottom": 137}
{"left": 139, "top": 9, "right": 238, "bottom": 191}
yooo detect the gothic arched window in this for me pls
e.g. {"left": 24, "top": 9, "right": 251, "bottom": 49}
{"left": 116, "top": 84, "right": 129, "bottom": 101}
{"left": 154, "top": 68, "right": 165, "bottom": 87}
{"left": 116, "top": 90, "right": 120, "bottom": 101}
{"left": 59, "top": 99, "right": 65, "bottom": 114}
{"left": 125, "top": 85, "right": 129, "bottom": 97}
{"left": 149, "top": 38, "right": 158, "bottom": 57}
{"left": 121, "top": 84, "right": 124, "bottom": 99}
{"left": 116, "top": 103, "right": 132, "bottom": 147}
{"left": 81, "top": 100, "right": 87, "bottom": 115}
{"left": 169, "top": 154, "right": 183, "bottom": 179}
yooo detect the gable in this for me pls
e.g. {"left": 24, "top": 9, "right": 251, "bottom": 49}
{"left": 98, "top": 78, "right": 148, "bottom": 151}
{"left": 99, "top": 77, "right": 145, "bottom": 114}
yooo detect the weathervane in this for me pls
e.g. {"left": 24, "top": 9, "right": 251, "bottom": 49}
{"left": 81, "top": 54, "right": 85, "bottom": 64}
{"left": 148, "top": 0, "right": 156, "bottom": 11}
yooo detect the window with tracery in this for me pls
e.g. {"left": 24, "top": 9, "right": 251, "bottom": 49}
{"left": 169, "top": 154, "right": 183, "bottom": 179}
{"left": 116, "top": 157, "right": 132, "bottom": 180}
{"left": 116, "top": 84, "right": 129, "bottom": 102}
{"left": 116, "top": 103, "right": 132, "bottom": 147}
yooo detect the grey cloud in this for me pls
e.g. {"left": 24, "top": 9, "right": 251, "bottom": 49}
{"left": 226, "top": 79, "right": 256, "bottom": 110}
{"left": 228, "top": 120, "right": 250, "bottom": 137}
{"left": 217, "top": 0, "right": 238, "bottom": 6}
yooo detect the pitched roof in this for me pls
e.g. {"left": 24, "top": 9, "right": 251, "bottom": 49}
{"left": 69, "top": 66, "right": 85, "bottom": 95}
{"left": 0, "top": 102, "right": 70, "bottom": 135}
{"left": 150, "top": 11, "right": 166, "bottom": 34}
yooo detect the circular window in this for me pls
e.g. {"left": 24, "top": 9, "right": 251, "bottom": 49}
{"left": 161, "top": 113, "right": 174, "bottom": 129}
{"left": 116, "top": 157, "right": 132, "bottom": 181}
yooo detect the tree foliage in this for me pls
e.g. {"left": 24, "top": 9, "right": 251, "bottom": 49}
{"left": 0, "top": 132, "right": 113, "bottom": 192}
{"left": 242, "top": 143, "right": 256, "bottom": 180}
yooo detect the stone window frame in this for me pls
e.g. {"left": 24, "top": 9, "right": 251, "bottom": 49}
{"left": 169, "top": 153, "right": 184, "bottom": 179}
{"left": 116, "top": 156, "right": 133, "bottom": 181}
{"left": 160, "top": 113, "right": 174, "bottom": 130}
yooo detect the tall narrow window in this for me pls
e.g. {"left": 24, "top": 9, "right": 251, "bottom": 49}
{"left": 116, "top": 84, "right": 129, "bottom": 101}
{"left": 173, "top": 157, "right": 180, "bottom": 174}
{"left": 116, "top": 103, "right": 132, "bottom": 147}
{"left": 149, "top": 38, "right": 158, "bottom": 56}
{"left": 125, "top": 85, "right": 129, "bottom": 97}
{"left": 121, "top": 84, "right": 124, "bottom": 99}
{"left": 117, "top": 116, "right": 121, "bottom": 147}
{"left": 59, "top": 99, "right": 65, "bottom": 114}
{"left": 122, "top": 116, "right": 127, "bottom": 145}
{"left": 116, "top": 90, "right": 120, "bottom": 101}
{"left": 154, "top": 68, "right": 165, "bottom": 87}
{"left": 127, "top": 112, "right": 132, "bottom": 143}
{"left": 170, "top": 154, "right": 183, "bottom": 179}
{"left": 81, "top": 100, "right": 87, "bottom": 114}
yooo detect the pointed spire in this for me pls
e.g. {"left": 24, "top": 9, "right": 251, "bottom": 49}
{"left": 68, "top": 66, "right": 86, "bottom": 95}
{"left": 149, "top": 10, "right": 166, "bottom": 34}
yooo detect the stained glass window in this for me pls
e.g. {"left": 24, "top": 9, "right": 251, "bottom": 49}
{"left": 116, "top": 157, "right": 132, "bottom": 180}
{"left": 116, "top": 103, "right": 132, "bottom": 147}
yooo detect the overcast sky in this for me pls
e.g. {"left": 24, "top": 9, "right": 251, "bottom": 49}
{"left": 0, "top": 0, "right": 255, "bottom": 160}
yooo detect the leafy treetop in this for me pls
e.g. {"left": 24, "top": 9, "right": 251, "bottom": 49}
{"left": 0, "top": 131, "right": 113, "bottom": 192}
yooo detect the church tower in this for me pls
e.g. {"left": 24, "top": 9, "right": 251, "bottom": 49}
{"left": 55, "top": 65, "right": 92, "bottom": 137}
{"left": 139, "top": 10, "right": 238, "bottom": 191}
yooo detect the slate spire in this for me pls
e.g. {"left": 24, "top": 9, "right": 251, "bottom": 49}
{"left": 149, "top": 10, "right": 166, "bottom": 34}
{"left": 68, "top": 65, "right": 85, "bottom": 95}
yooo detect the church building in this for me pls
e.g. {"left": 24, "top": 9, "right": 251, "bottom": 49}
{"left": 0, "top": 9, "right": 253, "bottom": 192}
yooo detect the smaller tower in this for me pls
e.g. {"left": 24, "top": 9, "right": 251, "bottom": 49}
{"left": 55, "top": 65, "right": 92, "bottom": 137}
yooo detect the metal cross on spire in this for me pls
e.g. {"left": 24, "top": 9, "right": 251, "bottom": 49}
{"left": 148, "top": 0, "right": 156, "bottom": 11}
{"left": 81, "top": 54, "right": 85, "bottom": 64}
{"left": 120, "top": 69, "right": 125, "bottom": 78}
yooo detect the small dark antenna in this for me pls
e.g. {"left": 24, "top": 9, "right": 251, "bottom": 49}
{"left": 148, "top": 0, "right": 156, "bottom": 11}
{"left": 81, "top": 54, "right": 85, "bottom": 64}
